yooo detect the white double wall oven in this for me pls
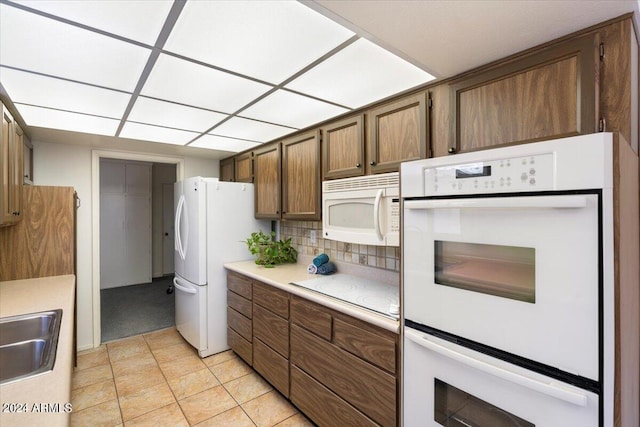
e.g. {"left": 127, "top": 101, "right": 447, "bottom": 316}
{"left": 401, "top": 133, "right": 615, "bottom": 426}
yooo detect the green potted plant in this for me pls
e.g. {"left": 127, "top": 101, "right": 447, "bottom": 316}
{"left": 244, "top": 230, "right": 297, "bottom": 268}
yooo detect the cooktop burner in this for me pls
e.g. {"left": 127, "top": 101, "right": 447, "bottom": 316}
{"left": 290, "top": 273, "right": 399, "bottom": 319}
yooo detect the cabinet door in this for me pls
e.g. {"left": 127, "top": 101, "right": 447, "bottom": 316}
{"left": 449, "top": 33, "right": 599, "bottom": 154}
{"left": 253, "top": 143, "right": 281, "bottom": 219}
{"left": 1, "top": 105, "right": 21, "bottom": 226}
{"left": 1, "top": 106, "right": 14, "bottom": 224}
{"left": 367, "top": 92, "right": 428, "bottom": 174}
{"left": 281, "top": 130, "right": 321, "bottom": 220}
{"left": 234, "top": 151, "right": 253, "bottom": 183}
{"left": 220, "top": 157, "right": 234, "bottom": 182}
{"left": 11, "top": 123, "right": 23, "bottom": 219}
{"left": 321, "top": 115, "right": 365, "bottom": 179}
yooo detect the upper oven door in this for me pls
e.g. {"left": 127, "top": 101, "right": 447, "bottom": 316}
{"left": 403, "top": 193, "right": 600, "bottom": 381}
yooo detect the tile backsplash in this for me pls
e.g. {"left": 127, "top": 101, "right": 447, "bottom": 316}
{"left": 279, "top": 221, "right": 399, "bottom": 272}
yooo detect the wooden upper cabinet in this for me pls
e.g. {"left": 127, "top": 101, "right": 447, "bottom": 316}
{"left": 448, "top": 32, "right": 599, "bottom": 154}
{"left": 1, "top": 104, "right": 23, "bottom": 226}
{"left": 220, "top": 157, "right": 234, "bottom": 182}
{"left": 321, "top": 115, "right": 365, "bottom": 180}
{"left": 253, "top": 143, "right": 281, "bottom": 219}
{"left": 282, "top": 130, "right": 321, "bottom": 221}
{"left": 367, "top": 92, "right": 428, "bottom": 174}
{"left": 234, "top": 151, "right": 253, "bottom": 183}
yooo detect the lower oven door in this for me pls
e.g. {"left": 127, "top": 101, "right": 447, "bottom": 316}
{"left": 403, "top": 193, "right": 601, "bottom": 381}
{"left": 403, "top": 327, "right": 599, "bottom": 427}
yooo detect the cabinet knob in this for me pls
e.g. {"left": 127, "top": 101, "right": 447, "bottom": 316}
{"left": 448, "top": 147, "right": 457, "bottom": 154}
{"left": 369, "top": 161, "right": 376, "bottom": 166}
{"left": 355, "top": 163, "right": 361, "bottom": 168}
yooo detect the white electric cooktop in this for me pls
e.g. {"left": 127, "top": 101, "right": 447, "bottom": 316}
{"left": 290, "top": 273, "right": 399, "bottom": 319}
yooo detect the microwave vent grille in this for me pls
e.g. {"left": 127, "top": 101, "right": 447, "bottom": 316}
{"left": 323, "top": 172, "right": 399, "bottom": 192}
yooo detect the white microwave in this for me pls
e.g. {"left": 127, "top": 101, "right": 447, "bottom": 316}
{"left": 322, "top": 172, "right": 399, "bottom": 247}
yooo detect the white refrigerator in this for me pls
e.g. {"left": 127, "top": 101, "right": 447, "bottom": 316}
{"left": 174, "top": 176, "right": 269, "bottom": 357}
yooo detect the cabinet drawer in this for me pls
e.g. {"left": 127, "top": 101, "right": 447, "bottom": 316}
{"left": 227, "top": 271, "right": 252, "bottom": 299}
{"left": 291, "top": 296, "right": 332, "bottom": 341}
{"left": 334, "top": 317, "right": 396, "bottom": 374}
{"left": 227, "top": 290, "right": 252, "bottom": 318}
{"left": 291, "top": 325, "right": 396, "bottom": 427}
{"left": 228, "top": 327, "right": 252, "bottom": 365}
{"left": 227, "top": 307, "right": 252, "bottom": 342}
{"left": 253, "top": 281, "right": 289, "bottom": 319}
{"left": 291, "top": 366, "right": 377, "bottom": 427}
{"left": 254, "top": 338, "right": 289, "bottom": 397}
{"left": 253, "top": 304, "right": 289, "bottom": 357}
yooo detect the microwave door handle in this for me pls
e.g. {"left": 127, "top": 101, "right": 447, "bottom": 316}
{"left": 405, "top": 329, "right": 589, "bottom": 407}
{"left": 404, "top": 195, "right": 588, "bottom": 210}
{"left": 374, "top": 189, "right": 384, "bottom": 241}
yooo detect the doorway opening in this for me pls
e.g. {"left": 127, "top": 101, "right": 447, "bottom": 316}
{"left": 91, "top": 151, "right": 184, "bottom": 347}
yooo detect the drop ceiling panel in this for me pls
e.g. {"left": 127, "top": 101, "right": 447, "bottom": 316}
{"left": 128, "top": 97, "right": 228, "bottom": 133}
{"left": 1, "top": 68, "right": 130, "bottom": 118}
{"left": 0, "top": 4, "right": 151, "bottom": 91}
{"left": 11, "top": 0, "right": 173, "bottom": 45}
{"left": 286, "top": 38, "right": 434, "bottom": 109}
{"left": 142, "top": 54, "right": 273, "bottom": 113}
{"left": 163, "top": 1, "right": 355, "bottom": 84}
{"left": 15, "top": 104, "right": 120, "bottom": 136}
{"left": 213, "top": 117, "right": 295, "bottom": 143}
{"left": 120, "top": 122, "right": 198, "bottom": 145}
{"left": 241, "top": 90, "right": 349, "bottom": 129}
{"left": 191, "top": 134, "right": 261, "bottom": 153}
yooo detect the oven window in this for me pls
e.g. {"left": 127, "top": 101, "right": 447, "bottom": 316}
{"left": 328, "top": 202, "right": 374, "bottom": 229}
{"left": 434, "top": 379, "right": 534, "bottom": 427}
{"left": 435, "top": 241, "right": 535, "bottom": 303}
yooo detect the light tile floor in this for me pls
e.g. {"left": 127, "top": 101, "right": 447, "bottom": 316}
{"left": 71, "top": 327, "right": 314, "bottom": 427}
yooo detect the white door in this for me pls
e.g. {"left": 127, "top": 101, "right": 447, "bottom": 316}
{"left": 403, "top": 329, "right": 599, "bottom": 427}
{"left": 100, "top": 159, "right": 152, "bottom": 288}
{"left": 403, "top": 193, "right": 601, "bottom": 381}
{"left": 162, "top": 183, "right": 174, "bottom": 276}
{"left": 174, "top": 274, "right": 207, "bottom": 351}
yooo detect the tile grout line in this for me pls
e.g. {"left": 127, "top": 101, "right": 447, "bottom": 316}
{"left": 141, "top": 331, "right": 191, "bottom": 426}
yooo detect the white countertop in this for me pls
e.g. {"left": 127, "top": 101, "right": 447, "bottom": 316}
{"left": 224, "top": 260, "right": 400, "bottom": 333}
{"left": 0, "top": 275, "right": 75, "bottom": 427}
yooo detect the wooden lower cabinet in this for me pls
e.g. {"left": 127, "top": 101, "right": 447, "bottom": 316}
{"left": 226, "top": 272, "right": 253, "bottom": 365}
{"left": 290, "top": 295, "right": 397, "bottom": 426}
{"left": 254, "top": 338, "right": 289, "bottom": 397}
{"left": 291, "top": 366, "right": 378, "bottom": 427}
{"left": 227, "top": 327, "right": 252, "bottom": 365}
{"left": 252, "top": 280, "right": 290, "bottom": 397}
{"left": 291, "top": 324, "right": 396, "bottom": 427}
{"left": 225, "top": 272, "right": 399, "bottom": 426}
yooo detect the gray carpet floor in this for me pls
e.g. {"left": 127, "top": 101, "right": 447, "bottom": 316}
{"left": 100, "top": 276, "right": 175, "bottom": 343}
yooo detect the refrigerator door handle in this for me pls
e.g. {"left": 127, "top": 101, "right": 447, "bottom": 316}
{"left": 173, "top": 277, "right": 196, "bottom": 294}
{"left": 175, "top": 194, "right": 186, "bottom": 260}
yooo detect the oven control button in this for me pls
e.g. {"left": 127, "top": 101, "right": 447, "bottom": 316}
{"left": 521, "top": 172, "right": 527, "bottom": 181}
{"left": 530, "top": 168, "right": 536, "bottom": 175}
{"left": 529, "top": 177, "right": 536, "bottom": 185}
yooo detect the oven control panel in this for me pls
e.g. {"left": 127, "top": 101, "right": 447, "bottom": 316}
{"left": 424, "top": 152, "right": 554, "bottom": 195}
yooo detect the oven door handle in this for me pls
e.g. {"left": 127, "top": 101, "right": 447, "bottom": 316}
{"left": 405, "top": 329, "right": 588, "bottom": 407}
{"left": 404, "top": 195, "right": 588, "bottom": 210}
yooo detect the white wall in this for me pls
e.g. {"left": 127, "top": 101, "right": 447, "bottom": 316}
{"left": 33, "top": 140, "right": 219, "bottom": 350}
